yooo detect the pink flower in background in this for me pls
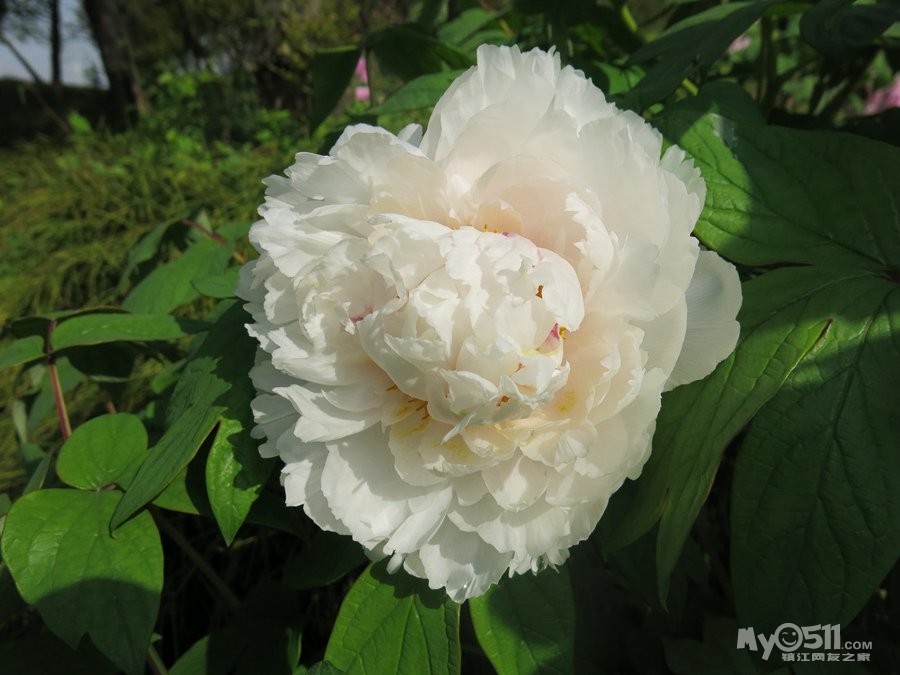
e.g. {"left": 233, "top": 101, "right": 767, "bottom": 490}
{"left": 865, "top": 76, "right": 900, "bottom": 115}
{"left": 728, "top": 35, "right": 752, "bottom": 55}
{"left": 355, "top": 55, "right": 369, "bottom": 84}
{"left": 354, "top": 55, "right": 370, "bottom": 102}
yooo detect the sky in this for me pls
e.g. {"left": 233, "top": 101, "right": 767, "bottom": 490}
{"left": 0, "top": 0, "right": 105, "bottom": 86}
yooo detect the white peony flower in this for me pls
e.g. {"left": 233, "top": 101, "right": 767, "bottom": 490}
{"left": 238, "top": 45, "right": 741, "bottom": 601}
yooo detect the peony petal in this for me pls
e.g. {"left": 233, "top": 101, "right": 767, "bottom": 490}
{"left": 666, "top": 250, "right": 742, "bottom": 390}
{"left": 404, "top": 521, "right": 513, "bottom": 602}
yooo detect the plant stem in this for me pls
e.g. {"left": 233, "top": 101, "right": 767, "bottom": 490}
{"left": 819, "top": 50, "right": 876, "bottom": 122}
{"left": 619, "top": 3, "right": 643, "bottom": 43}
{"left": 182, "top": 218, "right": 225, "bottom": 245}
{"left": 182, "top": 217, "right": 246, "bottom": 264}
{"left": 154, "top": 510, "right": 242, "bottom": 613}
{"left": 758, "top": 16, "right": 778, "bottom": 114}
{"left": 146, "top": 644, "right": 169, "bottom": 675}
{"left": 46, "top": 319, "right": 72, "bottom": 440}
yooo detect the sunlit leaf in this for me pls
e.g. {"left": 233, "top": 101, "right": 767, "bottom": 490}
{"left": 1, "top": 489, "right": 163, "bottom": 675}
{"left": 325, "top": 562, "right": 460, "bottom": 674}
{"left": 56, "top": 413, "right": 149, "bottom": 491}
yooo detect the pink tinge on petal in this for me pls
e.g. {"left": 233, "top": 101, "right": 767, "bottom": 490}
{"left": 865, "top": 76, "right": 900, "bottom": 115}
{"left": 355, "top": 86, "right": 371, "bottom": 103}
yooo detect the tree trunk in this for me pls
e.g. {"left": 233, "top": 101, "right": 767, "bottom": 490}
{"left": 49, "top": 0, "right": 62, "bottom": 102}
{"left": 82, "top": 0, "right": 147, "bottom": 120}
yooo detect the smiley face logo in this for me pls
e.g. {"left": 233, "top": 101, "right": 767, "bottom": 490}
{"left": 775, "top": 623, "right": 803, "bottom": 652}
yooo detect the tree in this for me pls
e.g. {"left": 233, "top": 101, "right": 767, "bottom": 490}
{"left": 82, "top": 0, "right": 147, "bottom": 116}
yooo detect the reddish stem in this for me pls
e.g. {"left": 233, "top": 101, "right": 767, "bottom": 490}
{"left": 182, "top": 218, "right": 247, "bottom": 264}
{"left": 182, "top": 217, "right": 226, "bottom": 244}
{"left": 46, "top": 319, "right": 72, "bottom": 440}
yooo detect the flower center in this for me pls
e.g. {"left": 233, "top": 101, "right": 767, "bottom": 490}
{"left": 356, "top": 218, "right": 584, "bottom": 435}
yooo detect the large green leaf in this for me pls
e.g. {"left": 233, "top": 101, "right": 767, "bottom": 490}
{"left": 0, "top": 336, "right": 44, "bottom": 370}
{"left": 56, "top": 413, "right": 149, "bottom": 491}
{"left": 205, "top": 415, "right": 275, "bottom": 545}
{"left": 324, "top": 562, "right": 461, "bottom": 675}
{"left": 0, "top": 631, "right": 119, "bottom": 675}
{"left": 658, "top": 112, "right": 900, "bottom": 270}
{"left": 469, "top": 568, "right": 575, "bottom": 675}
{"left": 601, "top": 267, "right": 839, "bottom": 600}
{"left": 436, "top": 8, "right": 498, "bottom": 46}
{"left": 800, "top": 0, "right": 900, "bottom": 62}
{"left": 368, "top": 24, "right": 472, "bottom": 82}
{"left": 731, "top": 277, "right": 900, "bottom": 631}
{"left": 123, "top": 238, "right": 233, "bottom": 314}
{"left": 625, "top": 1, "right": 779, "bottom": 110}
{"left": 371, "top": 70, "right": 465, "bottom": 115}
{"left": 1, "top": 489, "right": 163, "bottom": 675}
{"left": 310, "top": 46, "right": 363, "bottom": 131}
{"left": 193, "top": 267, "right": 241, "bottom": 298}
{"left": 664, "top": 616, "right": 788, "bottom": 675}
{"left": 111, "top": 301, "right": 263, "bottom": 534}
{"left": 51, "top": 312, "right": 187, "bottom": 349}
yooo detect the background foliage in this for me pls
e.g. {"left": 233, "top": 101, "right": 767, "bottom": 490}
{"left": 1, "top": 0, "right": 899, "bottom": 673}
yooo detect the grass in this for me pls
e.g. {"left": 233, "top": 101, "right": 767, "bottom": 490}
{"left": 0, "top": 128, "right": 304, "bottom": 493}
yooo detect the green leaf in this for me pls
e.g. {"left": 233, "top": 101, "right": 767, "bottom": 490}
{"left": 325, "top": 561, "right": 461, "bottom": 674}
{"left": 193, "top": 267, "right": 241, "bottom": 298}
{"left": 0, "top": 631, "right": 119, "bottom": 675}
{"left": 307, "top": 663, "right": 345, "bottom": 675}
{"left": 601, "top": 267, "right": 840, "bottom": 604}
{"left": 371, "top": 70, "right": 466, "bottom": 115}
{"left": 22, "top": 443, "right": 52, "bottom": 494}
{"left": 665, "top": 80, "right": 765, "bottom": 126}
{"left": 731, "top": 276, "right": 900, "bottom": 631}
{"left": 436, "top": 8, "right": 498, "bottom": 46}
{"left": 152, "top": 464, "right": 212, "bottom": 516}
{"left": 123, "top": 238, "right": 233, "bottom": 314}
{"left": 1, "top": 489, "right": 163, "bottom": 675}
{"left": 368, "top": 24, "right": 472, "bottom": 82}
{"left": 800, "top": 0, "right": 900, "bottom": 62}
{"left": 595, "top": 63, "right": 645, "bottom": 97}
{"left": 310, "top": 46, "right": 362, "bottom": 131}
{"left": 205, "top": 415, "right": 275, "bottom": 545}
{"left": 111, "top": 406, "right": 219, "bottom": 531}
{"left": 283, "top": 531, "right": 366, "bottom": 590}
{"left": 52, "top": 312, "right": 187, "bottom": 350}
{"left": 56, "top": 413, "right": 149, "bottom": 491}
{"left": 664, "top": 616, "right": 785, "bottom": 675}
{"left": 658, "top": 112, "right": 900, "bottom": 270}
{"left": 119, "top": 220, "right": 172, "bottom": 291}
{"left": 169, "top": 635, "right": 211, "bottom": 675}
{"left": 111, "top": 302, "right": 257, "bottom": 532}
{"left": 469, "top": 568, "right": 575, "bottom": 675}
{"left": 625, "top": 1, "right": 778, "bottom": 109}
{"left": 0, "top": 336, "right": 44, "bottom": 370}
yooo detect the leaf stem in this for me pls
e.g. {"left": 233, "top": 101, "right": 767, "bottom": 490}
{"left": 146, "top": 644, "right": 169, "bottom": 675}
{"left": 46, "top": 319, "right": 72, "bottom": 440}
{"left": 758, "top": 16, "right": 778, "bottom": 114}
{"left": 154, "top": 510, "right": 241, "bottom": 612}
{"left": 182, "top": 217, "right": 246, "bottom": 264}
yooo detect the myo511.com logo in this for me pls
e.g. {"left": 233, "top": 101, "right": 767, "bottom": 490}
{"left": 736, "top": 624, "right": 870, "bottom": 661}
